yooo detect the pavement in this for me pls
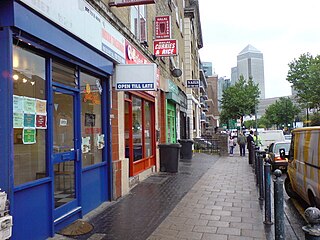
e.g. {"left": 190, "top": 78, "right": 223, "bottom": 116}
{"left": 50, "top": 150, "right": 305, "bottom": 240}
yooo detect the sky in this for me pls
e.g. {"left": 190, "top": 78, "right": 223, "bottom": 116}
{"left": 198, "top": 0, "right": 320, "bottom": 98}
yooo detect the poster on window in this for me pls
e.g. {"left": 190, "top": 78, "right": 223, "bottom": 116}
{"left": 85, "top": 113, "right": 96, "bottom": 127}
{"left": 24, "top": 113, "right": 36, "bottom": 128}
{"left": 82, "top": 136, "right": 91, "bottom": 153}
{"left": 13, "top": 112, "right": 24, "bottom": 128}
{"left": 24, "top": 97, "right": 36, "bottom": 113}
{"left": 36, "top": 114, "right": 47, "bottom": 129}
{"left": 23, "top": 128, "right": 36, "bottom": 144}
{"left": 36, "top": 99, "right": 47, "bottom": 115}
{"left": 13, "top": 95, "right": 24, "bottom": 113}
{"left": 96, "top": 134, "right": 105, "bottom": 150}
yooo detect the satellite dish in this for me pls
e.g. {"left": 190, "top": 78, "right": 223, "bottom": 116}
{"left": 171, "top": 68, "right": 182, "bottom": 77}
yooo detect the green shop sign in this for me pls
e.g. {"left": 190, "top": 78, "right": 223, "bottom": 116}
{"left": 166, "top": 79, "right": 179, "bottom": 103}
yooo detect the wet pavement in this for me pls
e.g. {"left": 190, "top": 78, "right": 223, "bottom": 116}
{"left": 50, "top": 152, "right": 306, "bottom": 240}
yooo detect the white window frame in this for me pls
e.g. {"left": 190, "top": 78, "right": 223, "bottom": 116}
{"left": 130, "top": 5, "right": 147, "bottom": 42}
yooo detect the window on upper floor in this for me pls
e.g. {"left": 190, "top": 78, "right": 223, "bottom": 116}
{"left": 130, "top": 5, "right": 147, "bottom": 42}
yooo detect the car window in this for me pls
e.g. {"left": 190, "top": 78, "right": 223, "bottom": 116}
{"left": 274, "top": 143, "right": 290, "bottom": 154}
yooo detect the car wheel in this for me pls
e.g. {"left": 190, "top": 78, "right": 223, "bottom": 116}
{"left": 308, "top": 190, "right": 319, "bottom": 208}
{"left": 285, "top": 177, "right": 298, "bottom": 199}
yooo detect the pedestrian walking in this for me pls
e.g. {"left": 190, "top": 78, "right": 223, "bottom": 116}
{"left": 253, "top": 131, "right": 262, "bottom": 150}
{"left": 247, "top": 130, "right": 254, "bottom": 164}
{"left": 229, "top": 136, "right": 236, "bottom": 156}
{"left": 237, "top": 131, "right": 247, "bottom": 156}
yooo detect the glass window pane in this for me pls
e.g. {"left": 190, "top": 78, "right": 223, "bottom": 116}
{"left": 130, "top": 6, "right": 139, "bottom": 37}
{"left": 125, "top": 101, "right": 130, "bottom": 159}
{"left": 80, "top": 72, "right": 103, "bottom": 167}
{"left": 144, "top": 102, "right": 152, "bottom": 157}
{"left": 53, "top": 92, "right": 74, "bottom": 153}
{"left": 52, "top": 61, "right": 77, "bottom": 87}
{"left": 54, "top": 161, "right": 75, "bottom": 208}
{"left": 13, "top": 45, "right": 47, "bottom": 186}
{"left": 132, "top": 96, "right": 142, "bottom": 161}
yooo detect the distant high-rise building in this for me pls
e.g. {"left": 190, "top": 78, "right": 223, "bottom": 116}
{"left": 202, "top": 62, "right": 213, "bottom": 77}
{"left": 217, "top": 77, "right": 230, "bottom": 111}
{"left": 230, "top": 67, "right": 238, "bottom": 85}
{"left": 232, "top": 44, "right": 265, "bottom": 99}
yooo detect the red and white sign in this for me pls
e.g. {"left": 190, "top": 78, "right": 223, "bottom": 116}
{"left": 153, "top": 39, "right": 177, "bottom": 57}
{"left": 126, "top": 40, "right": 149, "bottom": 64}
{"left": 155, "top": 16, "right": 171, "bottom": 39}
{"left": 109, "top": 0, "right": 156, "bottom": 7}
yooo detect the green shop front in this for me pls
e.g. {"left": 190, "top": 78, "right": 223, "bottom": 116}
{"left": 166, "top": 80, "right": 180, "bottom": 143}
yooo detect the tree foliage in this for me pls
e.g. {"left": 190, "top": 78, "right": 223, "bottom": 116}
{"left": 310, "top": 112, "right": 320, "bottom": 126}
{"left": 264, "top": 97, "right": 300, "bottom": 129}
{"left": 287, "top": 53, "right": 320, "bottom": 110}
{"left": 220, "top": 75, "right": 260, "bottom": 126}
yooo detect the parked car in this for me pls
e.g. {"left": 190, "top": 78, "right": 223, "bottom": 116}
{"left": 285, "top": 127, "right": 320, "bottom": 208}
{"left": 266, "top": 141, "right": 290, "bottom": 172}
{"left": 284, "top": 134, "right": 292, "bottom": 141}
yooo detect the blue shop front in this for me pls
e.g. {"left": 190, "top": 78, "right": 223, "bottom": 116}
{"left": 0, "top": 0, "right": 125, "bottom": 239}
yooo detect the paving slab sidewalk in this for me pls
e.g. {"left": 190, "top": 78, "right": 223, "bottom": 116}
{"left": 148, "top": 155, "right": 269, "bottom": 240}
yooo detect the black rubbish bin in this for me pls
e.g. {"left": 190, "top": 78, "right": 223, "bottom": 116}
{"left": 178, "top": 139, "right": 194, "bottom": 159}
{"left": 158, "top": 143, "right": 181, "bottom": 173}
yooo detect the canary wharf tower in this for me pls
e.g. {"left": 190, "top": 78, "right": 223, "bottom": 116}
{"left": 234, "top": 44, "right": 265, "bottom": 99}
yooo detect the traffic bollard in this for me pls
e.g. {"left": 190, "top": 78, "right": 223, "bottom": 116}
{"left": 249, "top": 141, "right": 255, "bottom": 165}
{"left": 302, "top": 207, "right": 320, "bottom": 240}
{"left": 274, "top": 169, "right": 285, "bottom": 240}
{"left": 258, "top": 151, "right": 265, "bottom": 200}
{"left": 256, "top": 150, "right": 260, "bottom": 186}
{"left": 264, "top": 162, "right": 273, "bottom": 225}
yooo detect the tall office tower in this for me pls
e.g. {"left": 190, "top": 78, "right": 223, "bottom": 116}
{"left": 202, "top": 62, "right": 213, "bottom": 77}
{"left": 235, "top": 44, "right": 265, "bottom": 99}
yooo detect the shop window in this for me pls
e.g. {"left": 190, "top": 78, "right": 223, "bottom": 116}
{"left": 125, "top": 94, "right": 154, "bottom": 164}
{"left": 52, "top": 62, "right": 78, "bottom": 87}
{"left": 132, "top": 96, "right": 143, "bottom": 161}
{"left": 13, "top": 45, "right": 47, "bottom": 186}
{"left": 144, "top": 102, "right": 152, "bottom": 157}
{"left": 130, "top": 5, "right": 147, "bottom": 42}
{"left": 80, "top": 72, "right": 103, "bottom": 167}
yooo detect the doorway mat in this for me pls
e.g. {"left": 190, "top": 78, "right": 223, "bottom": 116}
{"left": 57, "top": 220, "right": 93, "bottom": 236}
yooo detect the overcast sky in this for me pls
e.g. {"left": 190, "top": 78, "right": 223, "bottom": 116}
{"left": 198, "top": 0, "right": 320, "bottom": 98}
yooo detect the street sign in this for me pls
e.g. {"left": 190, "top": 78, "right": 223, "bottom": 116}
{"left": 186, "top": 79, "right": 200, "bottom": 88}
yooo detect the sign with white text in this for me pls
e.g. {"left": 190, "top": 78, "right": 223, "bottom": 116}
{"left": 155, "top": 16, "right": 171, "bottom": 39}
{"left": 21, "top": 0, "right": 126, "bottom": 63}
{"left": 115, "top": 64, "right": 157, "bottom": 91}
{"left": 187, "top": 79, "right": 200, "bottom": 88}
{"left": 153, "top": 39, "right": 177, "bottom": 57}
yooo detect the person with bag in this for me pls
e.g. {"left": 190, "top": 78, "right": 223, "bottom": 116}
{"left": 228, "top": 136, "right": 236, "bottom": 156}
{"left": 237, "top": 132, "right": 247, "bottom": 156}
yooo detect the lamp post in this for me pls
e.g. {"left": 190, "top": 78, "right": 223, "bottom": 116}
{"left": 306, "top": 102, "right": 312, "bottom": 127}
{"left": 306, "top": 107, "right": 309, "bottom": 127}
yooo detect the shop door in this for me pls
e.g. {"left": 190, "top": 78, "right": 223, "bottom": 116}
{"left": 167, "top": 102, "right": 176, "bottom": 143}
{"left": 52, "top": 87, "right": 80, "bottom": 222}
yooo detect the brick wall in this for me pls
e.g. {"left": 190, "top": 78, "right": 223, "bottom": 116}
{"left": 111, "top": 88, "right": 121, "bottom": 199}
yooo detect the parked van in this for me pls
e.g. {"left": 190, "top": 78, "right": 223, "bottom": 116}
{"left": 285, "top": 127, "right": 320, "bottom": 207}
{"left": 258, "top": 130, "right": 285, "bottom": 150}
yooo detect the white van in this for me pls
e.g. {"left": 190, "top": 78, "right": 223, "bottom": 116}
{"left": 258, "top": 130, "right": 285, "bottom": 150}
{"left": 285, "top": 127, "right": 320, "bottom": 207}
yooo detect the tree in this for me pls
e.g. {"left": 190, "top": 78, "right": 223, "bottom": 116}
{"left": 220, "top": 75, "right": 260, "bottom": 127}
{"left": 263, "top": 97, "right": 300, "bottom": 129}
{"left": 310, "top": 112, "right": 320, "bottom": 126}
{"left": 287, "top": 53, "right": 320, "bottom": 110}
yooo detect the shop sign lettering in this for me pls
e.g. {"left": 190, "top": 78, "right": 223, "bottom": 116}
{"left": 153, "top": 39, "right": 177, "bottom": 57}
